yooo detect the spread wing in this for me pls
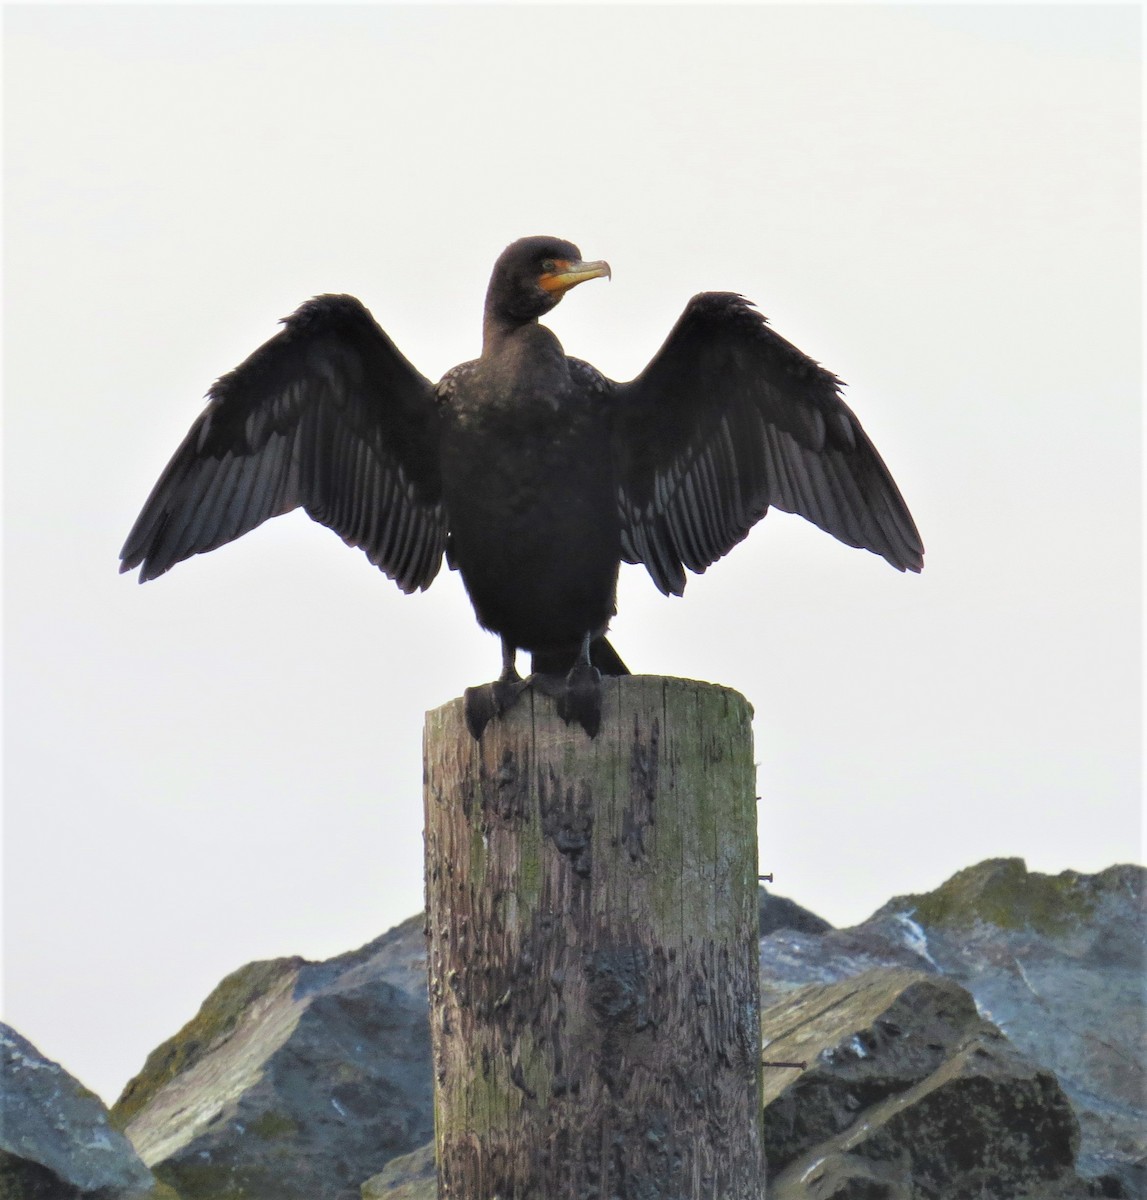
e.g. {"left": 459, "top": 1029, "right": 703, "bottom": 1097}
{"left": 120, "top": 294, "right": 447, "bottom": 593}
{"left": 613, "top": 292, "right": 924, "bottom": 596}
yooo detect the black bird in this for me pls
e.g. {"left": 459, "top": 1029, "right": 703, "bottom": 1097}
{"left": 121, "top": 236, "right": 923, "bottom": 738}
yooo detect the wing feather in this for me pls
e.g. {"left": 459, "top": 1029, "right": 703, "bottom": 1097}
{"left": 613, "top": 292, "right": 923, "bottom": 594}
{"left": 120, "top": 294, "right": 447, "bottom": 592}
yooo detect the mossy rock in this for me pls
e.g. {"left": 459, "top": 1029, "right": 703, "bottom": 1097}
{"left": 111, "top": 958, "right": 302, "bottom": 1129}
{"left": 247, "top": 1109, "right": 299, "bottom": 1141}
{"left": 360, "top": 1143, "right": 437, "bottom": 1199}
{"left": 888, "top": 859, "right": 1111, "bottom": 937}
{"left": 155, "top": 1157, "right": 282, "bottom": 1200}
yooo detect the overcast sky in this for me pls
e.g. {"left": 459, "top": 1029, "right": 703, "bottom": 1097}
{"left": 4, "top": 4, "right": 1141, "bottom": 1106}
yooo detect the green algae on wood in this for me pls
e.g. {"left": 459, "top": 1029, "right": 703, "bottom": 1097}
{"left": 423, "top": 676, "right": 762, "bottom": 1200}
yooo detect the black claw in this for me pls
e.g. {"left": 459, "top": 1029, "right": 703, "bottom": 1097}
{"left": 555, "top": 662, "right": 603, "bottom": 738}
{"left": 493, "top": 677, "right": 529, "bottom": 713}
{"left": 463, "top": 678, "right": 531, "bottom": 741}
{"left": 530, "top": 672, "right": 567, "bottom": 699}
{"left": 467, "top": 658, "right": 602, "bottom": 741}
{"left": 464, "top": 684, "right": 499, "bottom": 741}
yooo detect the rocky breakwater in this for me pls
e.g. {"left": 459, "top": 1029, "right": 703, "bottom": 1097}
{"left": 8, "top": 859, "right": 1137, "bottom": 1199}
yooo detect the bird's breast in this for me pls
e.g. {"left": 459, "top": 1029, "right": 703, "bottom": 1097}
{"left": 437, "top": 388, "right": 621, "bottom": 648}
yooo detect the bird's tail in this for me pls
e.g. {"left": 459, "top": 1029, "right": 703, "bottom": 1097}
{"left": 589, "top": 636, "right": 630, "bottom": 676}
{"left": 531, "top": 636, "right": 630, "bottom": 677}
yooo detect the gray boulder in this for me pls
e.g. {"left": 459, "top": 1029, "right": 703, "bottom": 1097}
{"left": 758, "top": 912, "right": 937, "bottom": 1005}
{"left": 111, "top": 918, "right": 433, "bottom": 1200}
{"left": 0, "top": 1023, "right": 160, "bottom": 1199}
{"left": 761, "top": 970, "right": 1091, "bottom": 1199}
{"left": 771, "top": 1033, "right": 1089, "bottom": 1200}
{"left": 760, "top": 970, "right": 986, "bottom": 1171}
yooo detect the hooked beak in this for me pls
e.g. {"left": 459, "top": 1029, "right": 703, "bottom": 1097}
{"left": 539, "top": 258, "right": 612, "bottom": 297}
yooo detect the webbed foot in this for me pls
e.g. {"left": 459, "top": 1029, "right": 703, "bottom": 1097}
{"left": 463, "top": 678, "right": 530, "bottom": 741}
{"left": 555, "top": 662, "right": 603, "bottom": 739}
{"left": 466, "top": 634, "right": 606, "bottom": 740}
{"left": 463, "top": 684, "right": 498, "bottom": 741}
{"left": 464, "top": 638, "right": 532, "bottom": 741}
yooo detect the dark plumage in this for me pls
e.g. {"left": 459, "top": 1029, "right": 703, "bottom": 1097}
{"left": 121, "top": 235, "right": 924, "bottom": 737}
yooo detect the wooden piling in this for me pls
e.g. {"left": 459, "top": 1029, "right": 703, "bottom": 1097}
{"left": 423, "top": 675, "right": 763, "bottom": 1199}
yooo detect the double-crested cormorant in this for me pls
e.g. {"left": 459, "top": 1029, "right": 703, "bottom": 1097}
{"left": 121, "top": 236, "right": 923, "bottom": 737}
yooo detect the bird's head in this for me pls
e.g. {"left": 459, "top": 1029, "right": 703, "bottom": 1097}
{"left": 484, "top": 236, "right": 611, "bottom": 331}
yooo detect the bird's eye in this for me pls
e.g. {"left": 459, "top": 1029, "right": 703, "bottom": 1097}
{"left": 540, "top": 259, "right": 557, "bottom": 274}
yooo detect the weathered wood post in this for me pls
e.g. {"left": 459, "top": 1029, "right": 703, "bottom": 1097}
{"left": 423, "top": 675, "right": 762, "bottom": 1199}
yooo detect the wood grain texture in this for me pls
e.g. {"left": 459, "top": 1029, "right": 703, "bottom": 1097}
{"left": 423, "top": 676, "right": 763, "bottom": 1199}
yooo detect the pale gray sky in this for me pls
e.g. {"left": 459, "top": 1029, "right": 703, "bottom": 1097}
{"left": 3, "top": 5, "right": 1141, "bottom": 1106}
